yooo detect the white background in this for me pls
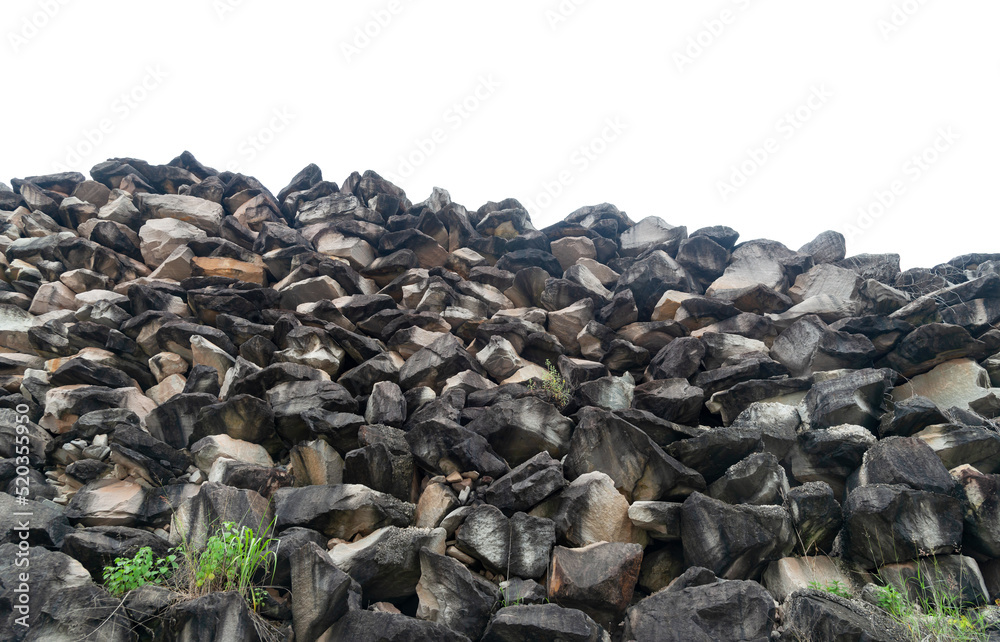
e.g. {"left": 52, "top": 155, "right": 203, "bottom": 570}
{"left": 2, "top": 0, "right": 997, "bottom": 270}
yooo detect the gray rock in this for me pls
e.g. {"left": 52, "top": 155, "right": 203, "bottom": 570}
{"left": 273, "top": 484, "right": 414, "bottom": 539}
{"left": 548, "top": 541, "right": 643, "bottom": 629}
{"left": 482, "top": 451, "right": 567, "bottom": 514}
{"left": 681, "top": 492, "right": 794, "bottom": 580}
{"left": 330, "top": 526, "right": 445, "bottom": 601}
{"left": 804, "top": 368, "right": 895, "bottom": 431}
{"left": 623, "top": 567, "right": 776, "bottom": 642}
{"left": 707, "top": 452, "right": 789, "bottom": 505}
{"left": 290, "top": 541, "right": 354, "bottom": 642}
{"left": 784, "top": 482, "right": 842, "bottom": 554}
{"left": 482, "top": 604, "right": 610, "bottom": 642}
{"left": 416, "top": 548, "right": 500, "bottom": 640}
{"left": 326, "top": 610, "right": 472, "bottom": 642}
{"left": 565, "top": 406, "right": 705, "bottom": 501}
{"left": 843, "top": 483, "right": 963, "bottom": 568}
{"left": 466, "top": 397, "right": 573, "bottom": 468}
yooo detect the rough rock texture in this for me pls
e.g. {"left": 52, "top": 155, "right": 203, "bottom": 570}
{"left": 6, "top": 154, "right": 1000, "bottom": 639}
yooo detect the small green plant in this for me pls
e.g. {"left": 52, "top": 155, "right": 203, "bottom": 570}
{"left": 526, "top": 359, "right": 571, "bottom": 408}
{"left": 875, "top": 584, "right": 907, "bottom": 619}
{"left": 174, "top": 520, "right": 279, "bottom": 612}
{"left": 808, "top": 580, "right": 852, "bottom": 599}
{"left": 874, "top": 564, "right": 993, "bottom": 642}
{"left": 103, "top": 521, "right": 278, "bottom": 614}
{"left": 103, "top": 546, "right": 178, "bottom": 597}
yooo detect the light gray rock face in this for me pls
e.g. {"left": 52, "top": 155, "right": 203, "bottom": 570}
{"left": 137, "top": 193, "right": 225, "bottom": 234}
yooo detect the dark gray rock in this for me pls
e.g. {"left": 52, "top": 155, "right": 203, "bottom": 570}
{"left": 326, "top": 610, "right": 471, "bottom": 642}
{"left": 416, "top": 548, "right": 500, "bottom": 640}
{"left": 565, "top": 406, "right": 705, "bottom": 501}
{"left": 623, "top": 567, "right": 776, "bottom": 642}
{"left": 784, "top": 482, "right": 842, "bottom": 554}
{"left": 482, "top": 451, "right": 567, "bottom": 514}
{"left": 843, "top": 483, "right": 963, "bottom": 568}
{"left": 804, "top": 368, "right": 895, "bottom": 431}
{"left": 482, "top": 604, "right": 610, "bottom": 642}
{"left": 273, "top": 484, "right": 414, "bottom": 540}
{"left": 707, "top": 452, "right": 788, "bottom": 506}
{"left": 289, "top": 541, "right": 353, "bottom": 642}
{"left": 681, "top": 492, "right": 794, "bottom": 580}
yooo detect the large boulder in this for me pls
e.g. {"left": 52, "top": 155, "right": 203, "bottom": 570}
{"left": 680, "top": 492, "right": 794, "bottom": 580}
{"left": 564, "top": 406, "right": 705, "bottom": 502}
{"left": 622, "top": 567, "right": 776, "bottom": 642}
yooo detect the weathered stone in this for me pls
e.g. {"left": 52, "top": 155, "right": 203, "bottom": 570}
{"left": 548, "top": 541, "right": 643, "bottom": 628}
{"left": 843, "top": 483, "right": 963, "bottom": 568}
{"left": 330, "top": 525, "right": 446, "bottom": 601}
{"left": 565, "top": 407, "right": 705, "bottom": 501}
{"left": 416, "top": 548, "right": 500, "bottom": 640}
{"left": 273, "top": 484, "right": 414, "bottom": 539}
{"left": 681, "top": 492, "right": 794, "bottom": 580}
{"left": 482, "top": 604, "right": 610, "bottom": 642}
{"left": 623, "top": 568, "right": 776, "bottom": 642}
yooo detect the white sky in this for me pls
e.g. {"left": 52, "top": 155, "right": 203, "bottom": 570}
{"left": 3, "top": 0, "right": 998, "bottom": 271}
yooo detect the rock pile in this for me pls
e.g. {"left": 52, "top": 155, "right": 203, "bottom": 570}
{"left": 1, "top": 154, "right": 1000, "bottom": 640}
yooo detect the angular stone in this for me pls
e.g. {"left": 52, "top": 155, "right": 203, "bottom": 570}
{"left": 804, "top": 368, "right": 895, "bottom": 431}
{"left": 681, "top": 492, "right": 794, "bottom": 580}
{"left": 290, "top": 541, "right": 354, "bottom": 642}
{"left": 623, "top": 568, "right": 776, "bottom": 642}
{"left": 326, "top": 610, "right": 471, "bottom": 642}
{"left": 892, "top": 358, "right": 998, "bottom": 415}
{"left": 467, "top": 397, "right": 573, "bottom": 467}
{"left": 632, "top": 378, "right": 704, "bottom": 424}
{"left": 565, "top": 407, "right": 704, "bottom": 502}
{"left": 708, "top": 452, "right": 788, "bottom": 505}
{"left": 483, "top": 451, "right": 567, "bottom": 514}
{"left": 785, "top": 482, "right": 842, "bottom": 554}
{"left": 882, "top": 323, "right": 985, "bottom": 377}
{"left": 550, "top": 471, "right": 645, "bottom": 547}
{"left": 482, "top": 604, "right": 610, "bottom": 642}
{"left": 138, "top": 218, "right": 207, "bottom": 266}
{"left": 852, "top": 436, "right": 955, "bottom": 495}
{"left": 843, "top": 483, "right": 963, "bottom": 568}
{"left": 548, "top": 541, "right": 643, "bottom": 629}
{"left": 416, "top": 548, "right": 500, "bottom": 640}
{"left": 273, "top": 484, "right": 414, "bottom": 539}
{"left": 137, "top": 193, "right": 224, "bottom": 234}
{"left": 330, "top": 525, "right": 445, "bottom": 601}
